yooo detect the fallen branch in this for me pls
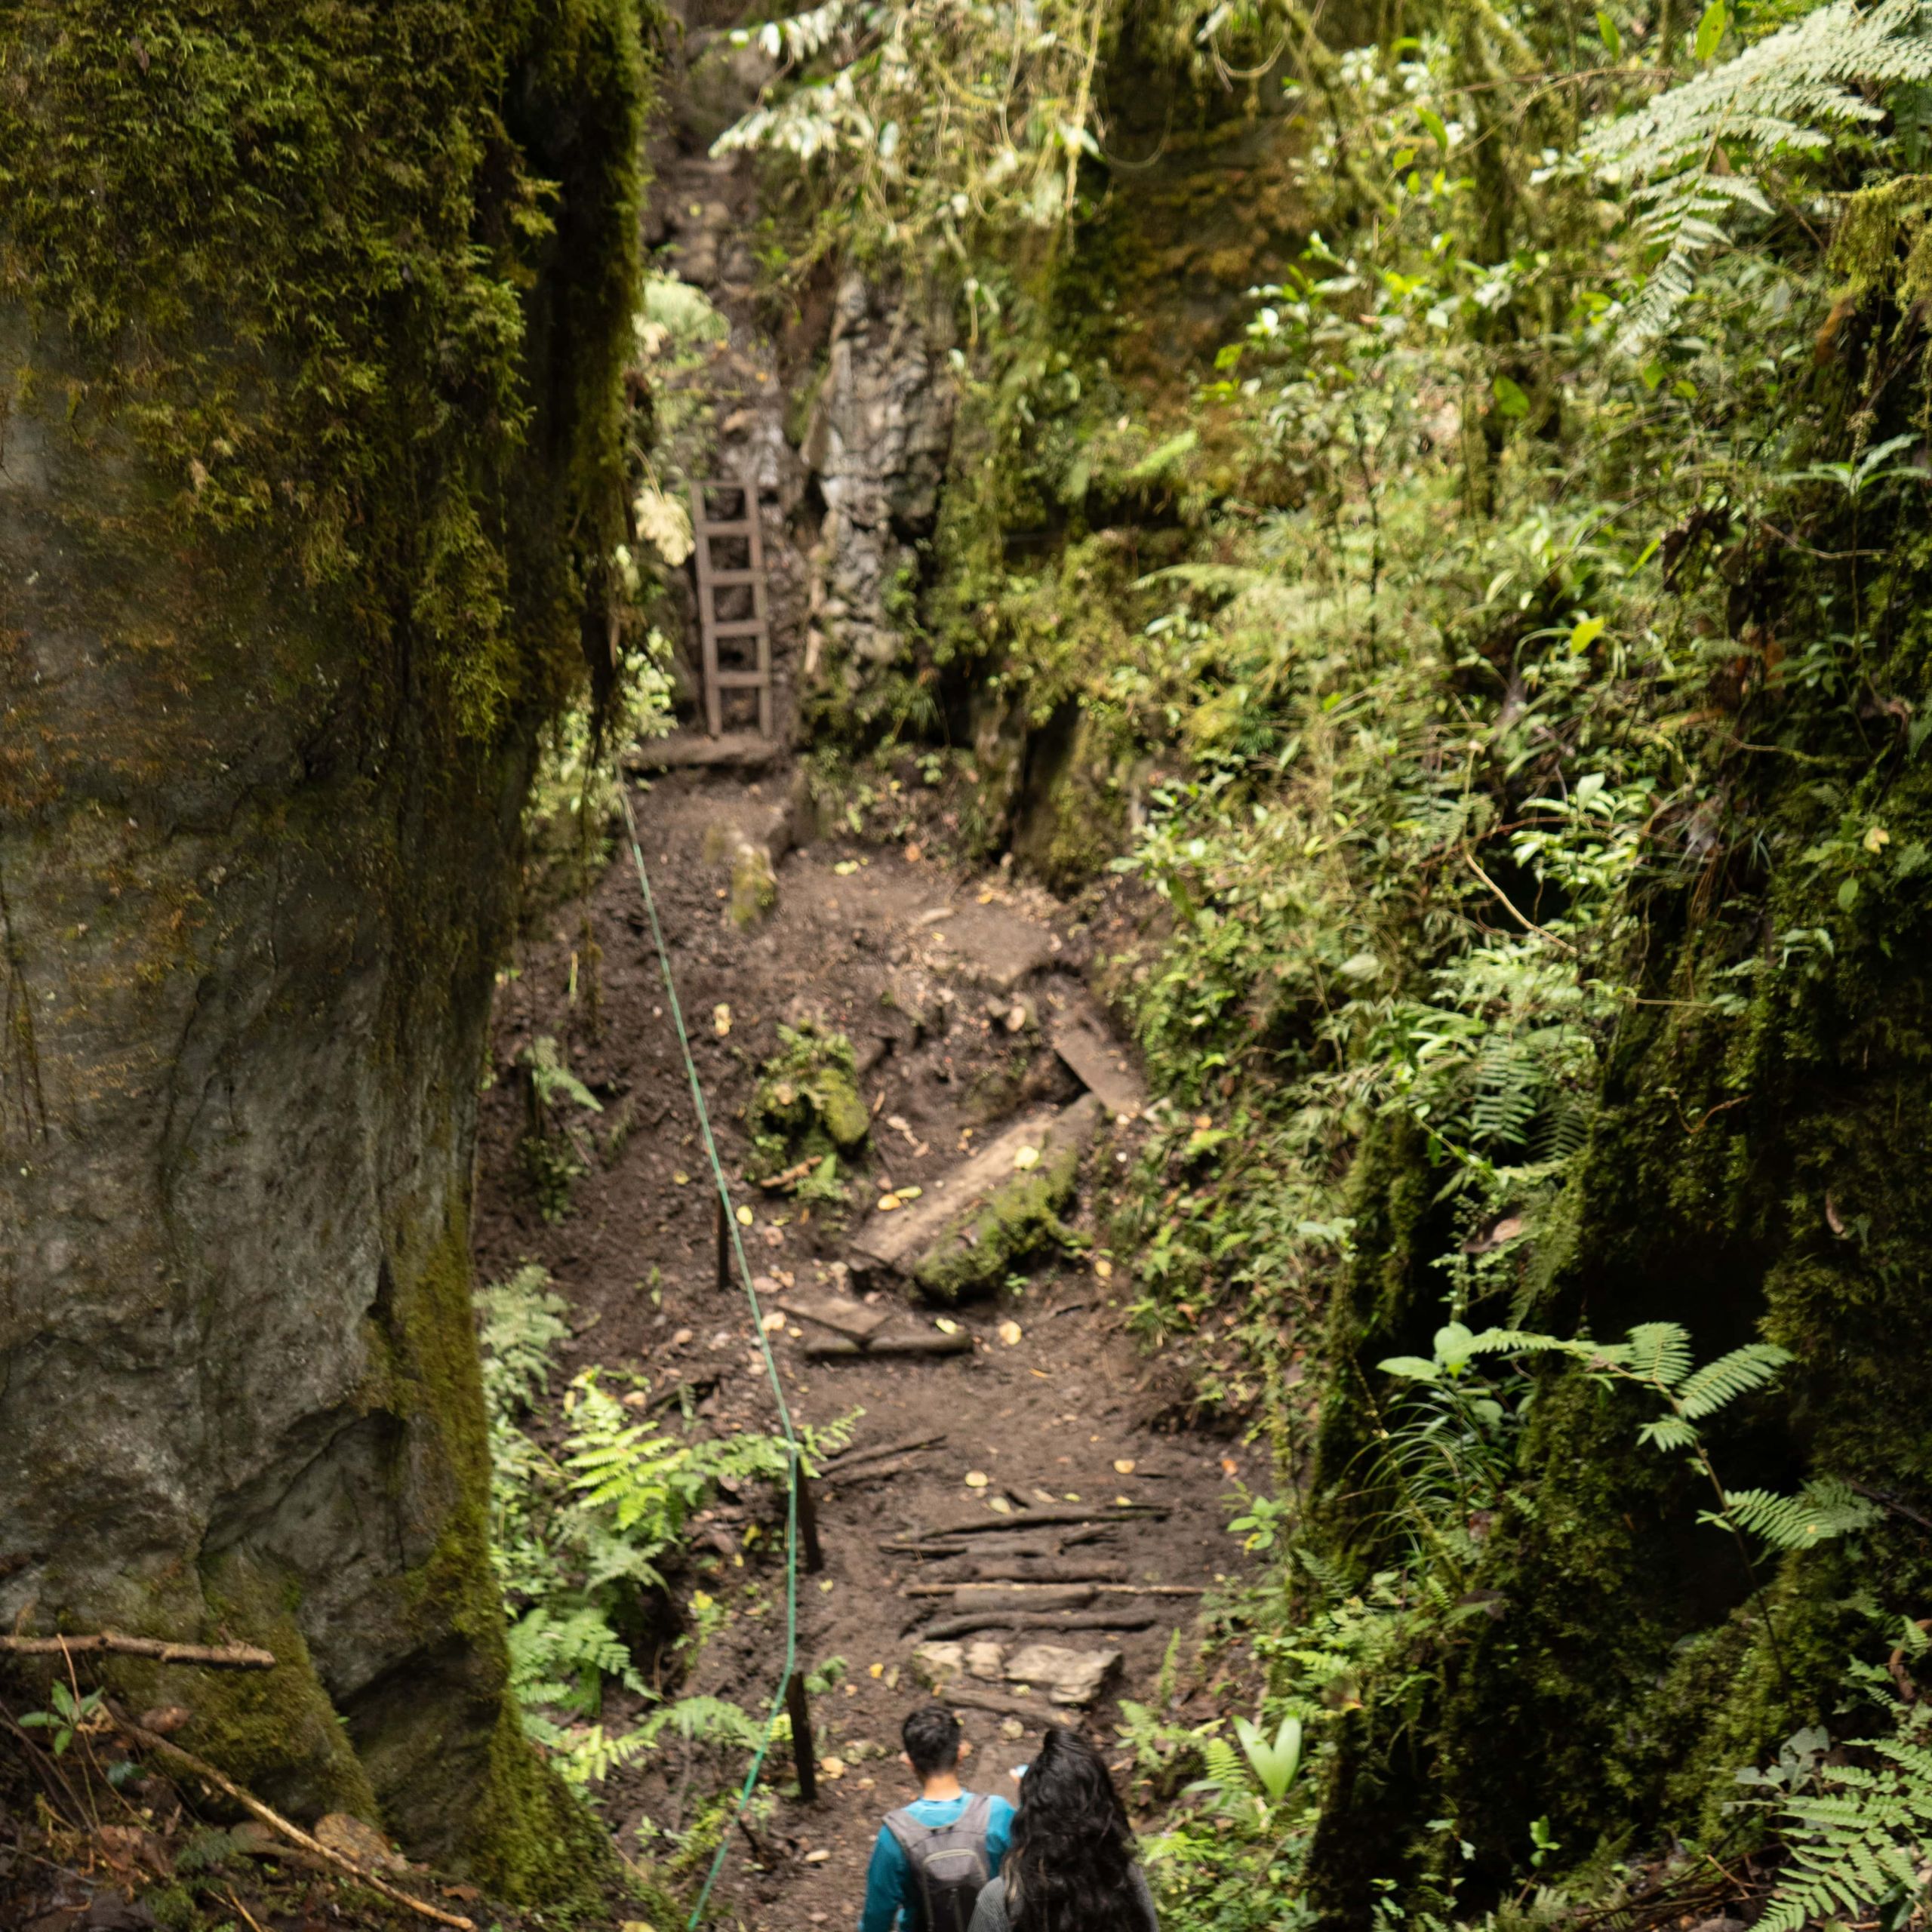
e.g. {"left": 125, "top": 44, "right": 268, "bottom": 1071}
{"left": 918, "top": 1610, "right": 1161, "bottom": 1640}
{"left": 106, "top": 1705, "right": 474, "bottom": 1931}
{"left": 0, "top": 1633, "right": 276, "bottom": 1671}
{"left": 825, "top": 1454, "right": 924, "bottom": 1487}
{"left": 823, "top": 1432, "right": 947, "bottom": 1475}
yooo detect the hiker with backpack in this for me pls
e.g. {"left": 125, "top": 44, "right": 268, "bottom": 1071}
{"left": 860, "top": 1705, "right": 1017, "bottom": 1932}
{"left": 965, "top": 1724, "right": 1158, "bottom": 1931}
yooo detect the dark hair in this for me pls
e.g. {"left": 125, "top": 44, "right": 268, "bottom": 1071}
{"left": 902, "top": 1703, "right": 962, "bottom": 1778}
{"left": 1007, "top": 1725, "right": 1150, "bottom": 1932}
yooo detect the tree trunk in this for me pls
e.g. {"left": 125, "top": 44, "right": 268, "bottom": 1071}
{"left": 0, "top": 1, "right": 645, "bottom": 1897}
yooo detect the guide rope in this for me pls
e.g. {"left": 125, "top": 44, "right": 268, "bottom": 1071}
{"left": 617, "top": 783, "right": 802, "bottom": 1930}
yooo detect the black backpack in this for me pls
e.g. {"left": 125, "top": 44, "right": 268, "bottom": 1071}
{"left": 884, "top": 1792, "right": 995, "bottom": 1932}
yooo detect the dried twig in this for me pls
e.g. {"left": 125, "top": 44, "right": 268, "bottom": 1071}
{"left": 105, "top": 1705, "right": 475, "bottom": 1931}
{"left": 822, "top": 1432, "right": 947, "bottom": 1475}
{"left": 0, "top": 1633, "right": 276, "bottom": 1671}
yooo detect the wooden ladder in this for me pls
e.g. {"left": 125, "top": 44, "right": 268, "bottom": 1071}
{"left": 688, "top": 473, "right": 773, "bottom": 739}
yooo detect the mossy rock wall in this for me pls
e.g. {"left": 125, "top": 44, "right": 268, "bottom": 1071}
{"left": 0, "top": 1, "right": 646, "bottom": 1896}
{"left": 1299, "top": 518, "right": 1932, "bottom": 1922}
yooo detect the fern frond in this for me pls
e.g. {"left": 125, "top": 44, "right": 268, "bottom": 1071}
{"left": 1718, "top": 1478, "right": 1882, "bottom": 1549}
{"left": 477, "top": 1265, "right": 569, "bottom": 1414}
{"left": 1584, "top": 0, "right": 1932, "bottom": 350}
{"left": 1676, "top": 1341, "right": 1795, "bottom": 1418}
{"left": 1602, "top": 1321, "right": 1695, "bottom": 1389}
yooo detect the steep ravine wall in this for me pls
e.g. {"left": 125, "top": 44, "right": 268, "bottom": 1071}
{"left": 0, "top": 4, "right": 644, "bottom": 1893}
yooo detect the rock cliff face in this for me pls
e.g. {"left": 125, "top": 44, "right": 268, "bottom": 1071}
{"left": 0, "top": 2, "right": 642, "bottom": 1891}
{"left": 802, "top": 275, "right": 958, "bottom": 688}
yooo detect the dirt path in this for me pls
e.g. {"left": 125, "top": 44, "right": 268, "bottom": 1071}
{"left": 474, "top": 758, "right": 1254, "bottom": 1928}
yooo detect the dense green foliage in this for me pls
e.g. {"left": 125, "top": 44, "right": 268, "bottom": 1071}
{"left": 734, "top": 0, "right": 1932, "bottom": 1920}
{"left": 0, "top": 0, "right": 647, "bottom": 740}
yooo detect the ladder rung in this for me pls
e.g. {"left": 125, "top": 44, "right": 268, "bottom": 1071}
{"left": 710, "top": 620, "right": 768, "bottom": 638}
{"left": 706, "top": 570, "right": 758, "bottom": 587}
{"left": 700, "top": 520, "right": 752, "bottom": 538}
{"left": 714, "top": 671, "right": 769, "bottom": 688}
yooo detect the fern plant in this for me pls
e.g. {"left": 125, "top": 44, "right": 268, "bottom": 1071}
{"left": 1755, "top": 1694, "right": 1932, "bottom": 1930}
{"left": 1584, "top": 0, "right": 1932, "bottom": 350}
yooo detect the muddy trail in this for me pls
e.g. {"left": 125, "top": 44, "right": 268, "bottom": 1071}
{"left": 474, "top": 749, "right": 1255, "bottom": 1928}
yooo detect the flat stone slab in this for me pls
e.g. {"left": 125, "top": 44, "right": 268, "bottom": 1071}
{"left": 920, "top": 902, "right": 1054, "bottom": 992}
{"left": 1004, "top": 1642, "right": 1121, "bottom": 1707}
{"left": 915, "top": 1638, "right": 1121, "bottom": 1708}
{"left": 1049, "top": 1002, "right": 1145, "bottom": 1119}
{"left": 848, "top": 1096, "right": 1100, "bottom": 1291}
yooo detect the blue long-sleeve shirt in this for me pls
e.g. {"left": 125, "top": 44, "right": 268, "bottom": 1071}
{"left": 858, "top": 1792, "right": 1016, "bottom": 1932}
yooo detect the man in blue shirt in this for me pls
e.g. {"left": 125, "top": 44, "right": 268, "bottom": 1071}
{"left": 859, "top": 1705, "right": 1016, "bottom": 1932}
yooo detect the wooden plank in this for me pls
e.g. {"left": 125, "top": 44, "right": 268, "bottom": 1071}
{"left": 777, "top": 1294, "right": 893, "bottom": 1343}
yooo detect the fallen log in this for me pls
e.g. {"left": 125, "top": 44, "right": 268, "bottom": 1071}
{"left": 937, "top": 1687, "right": 1051, "bottom": 1722}
{"left": 904, "top": 1586, "right": 1097, "bottom": 1611}
{"left": 944, "top": 1562, "right": 1128, "bottom": 1585}
{"left": 918, "top": 1609, "right": 1161, "bottom": 1641}
{"left": 0, "top": 1633, "right": 276, "bottom": 1672}
{"left": 804, "top": 1330, "right": 974, "bottom": 1360}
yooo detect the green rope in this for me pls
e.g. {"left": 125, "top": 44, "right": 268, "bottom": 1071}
{"left": 617, "top": 783, "right": 803, "bottom": 1930}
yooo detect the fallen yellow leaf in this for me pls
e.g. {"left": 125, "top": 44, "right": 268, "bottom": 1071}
{"left": 998, "top": 1320, "right": 1023, "bottom": 1346}
{"left": 714, "top": 1003, "right": 732, "bottom": 1036}
{"left": 876, "top": 1193, "right": 902, "bottom": 1211}
{"left": 1094, "top": 1257, "right": 1114, "bottom": 1279}
{"left": 820, "top": 1756, "right": 847, "bottom": 1780}
{"left": 761, "top": 1312, "right": 786, "bottom": 1333}
{"left": 1113, "top": 1458, "right": 1136, "bottom": 1475}
{"left": 737, "top": 1204, "right": 754, "bottom": 1226}
{"left": 834, "top": 860, "right": 860, "bottom": 875}
{"left": 986, "top": 1496, "right": 1013, "bottom": 1515}
{"left": 964, "top": 1470, "right": 990, "bottom": 1488}
{"left": 934, "top": 1316, "right": 960, "bottom": 1334}
{"left": 673, "top": 1171, "right": 690, "bottom": 1185}
{"left": 869, "top": 1662, "right": 884, "bottom": 1678}
{"left": 1013, "top": 1145, "right": 1041, "bottom": 1171}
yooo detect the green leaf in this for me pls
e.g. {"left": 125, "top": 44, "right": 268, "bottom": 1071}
{"left": 1492, "top": 375, "right": 1531, "bottom": 418}
{"left": 1418, "top": 107, "right": 1450, "bottom": 151}
{"left": 1568, "top": 616, "right": 1606, "bottom": 655}
{"left": 1596, "top": 8, "right": 1623, "bottom": 57}
{"left": 1694, "top": 0, "right": 1727, "bottom": 61}
{"left": 1377, "top": 1355, "right": 1442, "bottom": 1383}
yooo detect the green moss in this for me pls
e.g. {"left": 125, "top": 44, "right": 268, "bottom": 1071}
{"left": 108, "top": 1555, "right": 379, "bottom": 1826}
{"left": 0, "top": 0, "right": 648, "bottom": 743}
{"left": 911, "top": 1135, "right": 1082, "bottom": 1302}
{"left": 747, "top": 1024, "right": 871, "bottom": 1176}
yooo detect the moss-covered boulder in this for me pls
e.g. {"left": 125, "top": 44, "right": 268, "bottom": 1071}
{"left": 748, "top": 1024, "right": 872, "bottom": 1177}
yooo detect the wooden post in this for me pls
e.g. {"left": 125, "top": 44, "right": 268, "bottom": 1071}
{"left": 786, "top": 1670, "right": 818, "bottom": 1802}
{"left": 794, "top": 1451, "right": 824, "bottom": 1575}
{"left": 715, "top": 1194, "right": 730, "bottom": 1292}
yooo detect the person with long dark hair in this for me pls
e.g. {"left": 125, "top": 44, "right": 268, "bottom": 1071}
{"left": 966, "top": 1724, "right": 1158, "bottom": 1932}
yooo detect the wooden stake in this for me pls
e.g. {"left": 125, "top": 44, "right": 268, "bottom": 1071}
{"left": 785, "top": 1671, "right": 817, "bottom": 1802}
{"left": 715, "top": 1195, "right": 730, "bottom": 1292}
{"left": 794, "top": 1454, "right": 824, "bottom": 1575}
